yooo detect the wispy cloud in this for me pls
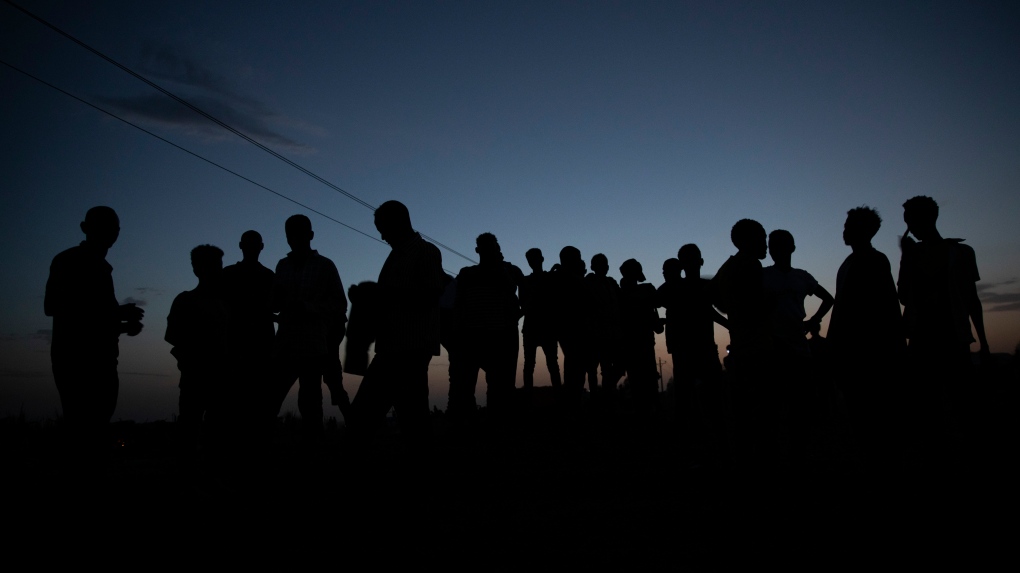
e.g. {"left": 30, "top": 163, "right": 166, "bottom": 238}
{"left": 978, "top": 279, "right": 1020, "bottom": 312}
{"left": 97, "top": 45, "right": 319, "bottom": 154}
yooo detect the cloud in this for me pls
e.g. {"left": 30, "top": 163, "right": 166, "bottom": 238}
{"left": 100, "top": 94, "right": 314, "bottom": 153}
{"left": 122, "top": 297, "right": 147, "bottom": 307}
{"left": 97, "top": 46, "right": 320, "bottom": 154}
{"left": 978, "top": 279, "right": 1020, "bottom": 312}
{"left": 31, "top": 329, "right": 52, "bottom": 343}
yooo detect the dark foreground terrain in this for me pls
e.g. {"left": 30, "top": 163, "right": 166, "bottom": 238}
{"left": 5, "top": 381, "right": 1011, "bottom": 569}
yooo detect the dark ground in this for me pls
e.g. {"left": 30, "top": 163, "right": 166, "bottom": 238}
{"left": 4, "top": 368, "right": 1012, "bottom": 567}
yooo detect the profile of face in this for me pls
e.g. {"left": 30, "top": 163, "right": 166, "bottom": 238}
{"left": 526, "top": 251, "right": 544, "bottom": 273}
{"left": 81, "top": 207, "right": 120, "bottom": 250}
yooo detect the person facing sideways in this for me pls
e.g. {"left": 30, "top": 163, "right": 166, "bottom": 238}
{"left": 617, "top": 258, "right": 663, "bottom": 413}
{"left": 45, "top": 206, "right": 144, "bottom": 454}
{"left": 349, "top": 200, "right": 444, "bottom": 442}
{"left": 897, "top": 195, "right": 989, "bottom": 449}
{"left": 271, "top": 214, "right": 348, "bottom": 435}
{"left": 165, "top": 245, "right": 228, "bottom": 449}
{"left": 711, "top": 219, "right": 773, "bottom": 459}
{"left": 447, "top": 233, "right": 523, "bottom": 422}
{"left": 827, "top": 206, "right": 905, "bottom": 467}
{"left": 221, "top": 231, "right": 276, "bottom": 427}
{"left": 711, "top": 219, "right": 769, "bottom": 363}
{"left": 549, "top": 245, "right": 592, "bottom": 404}
{"left": 584, "top": 253, "right": 622, "bottom": 399}
{"left": 762, "top": 230, "right": 833, "bottom": 357}
{"left": 519, "top": 248, "right": 562, "bottom": 394}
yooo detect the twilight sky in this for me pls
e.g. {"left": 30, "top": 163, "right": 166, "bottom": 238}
{"left": 2, "top": 0, "right": 1018, "bottom": 421}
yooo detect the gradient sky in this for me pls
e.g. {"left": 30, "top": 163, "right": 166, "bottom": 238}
{"left": 3, "top": 0, "right": 1018, "bottom": 421}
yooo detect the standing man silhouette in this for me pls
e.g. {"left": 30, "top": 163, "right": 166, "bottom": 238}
{"left": 350, "top": 201, "right": 444, "bottom": 441}
{"left": 272, "top": 215, "right": 348, "bottom": 435}
{"left": 898, "top": 196, "right": 989, "bottom": 453}
{"left": 45, "top": 206, "right": 144, "bottom": 453}
{"left": 221, "top": 230, "right": 276, "bottom": 429}
{"left": 520, "top": 248, "right": 562, "bottom": 394}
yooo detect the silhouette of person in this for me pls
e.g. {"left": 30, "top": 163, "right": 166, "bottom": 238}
{"left": 520, "top": 248, "right": 562, "bottom": 394}
{"left": 549, "top": 246, "right": 591, "bottom": 405}
{"left": 659, "top": 247, "right": 729, "bottom": 457}
{"left": 711, "top": 219, "right": 770, "bottom": 459}
{"left": 585, "top": 253, "right": 622, "bottom": 399}
{"left": 45, "top": 206, "right": 144, "bottom": 453}
{"left": 447, "top": 233, "right": 523, "bottom": 421}
{"left": 349, "top": 201, "right": 444, "bottom": 440}
{"left": 617, "top": 259, "right": 663, "bottom": 413}
{"left": 711, "top": 219, "right": 768, "bottom": 362}
{"left": 271, "top": 215, "right": 348, "bottom": 434}
{"left": 221, "top": 231, "right": 276, "bottom": 428}
{"left": 763, "top": 230, "right": 834, "bottom": 357}
{"left": 762, "top": 230, "right": 834, "bottom": 455}
{"left": 828, "top": 206, "right": 905, "bottom": 467}
{"left": 897, "top": 196, "right": 989, "bottom": 452}
{"left": 165, "top": 245, "right": 228, "bottom": 448}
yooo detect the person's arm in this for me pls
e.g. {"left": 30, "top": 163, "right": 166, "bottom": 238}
{"left": 805, "top": 283, "right": 834, "bottom": 334}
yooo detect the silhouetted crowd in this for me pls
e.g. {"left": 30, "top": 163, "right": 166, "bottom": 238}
{"left": 45, "top": 196, "right": 993, "bottom": 469}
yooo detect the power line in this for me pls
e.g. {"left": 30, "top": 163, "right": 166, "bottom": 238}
{"left": 0, "top": 59, "right": 385, "bottom": 245}
{"left": 4, "top": 0, "right": 478, "bottom": 265}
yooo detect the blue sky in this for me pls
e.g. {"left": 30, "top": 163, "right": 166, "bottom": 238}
{"left": 2, "top": 0, "right": 1018, "bottom": 421}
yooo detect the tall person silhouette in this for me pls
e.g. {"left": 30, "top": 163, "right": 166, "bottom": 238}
{"left": 520, "top": 248, "right": 562, "bottom": 395}
{"left": 828, "top": 206, "right": 905, "bottom": 467}
{"left": 166, "top": 245, "right": 228, "bottom": 449}
{"left": 898, "top": 196, "right": 989, "bottom": 454}
{"left": 447, "top": 233, "right": 523, "bottom": 421}
{"left": 350, "top": 201, "right": 444, "bottom": 442}
{"left": 272, "top": 215, "right": 348, "bottom": 435}
{"left": 45, "top": 206, "right": 144, "bottom": 454}
{"left": 221, "top": 231, "right": 276, "bottom": 431}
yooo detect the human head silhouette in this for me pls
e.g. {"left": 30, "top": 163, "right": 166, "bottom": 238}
{"left": 619, "top": 259, "right": 645, "bottom": 282}
{"left": 239, "top": 230, "right": 264, "bottom": 260}
{"left": 374, "top": 200, "right": 413, "bottom": 245}
{"left": 559, "top": 246, "right": 585, "bottom": 275}
{"left": 475, "top": 232, "right": 503, "bottom": 263}
{"left": 768, "top": 229, "right": 795, "bottom": 267}
{"left": 525, "top": 248, "right": 544, "bottom": 273}
{"left": 903, "top": 195, "right": 940, "bottom": 241}
{"left": 191, "top": 244, "right": 224, "bottom": 280}
{"left": 676, "top": 244, "right": 704, "bottom": 276}
{"left": 81, "top": 206, "right": 120, "bottom": 251}
{"left": 731, "top": 219, "right": 767, "bottom": 260}
{"left": 662, "top": 258, "right": 682, "bottom": 283}
{"left": 285, "top": 215, "right": 314, "bottom": 251}
{"left": 591, "top": 253, "right": 609, "bottom": 277}
{"left": 843, "top": 206, "right": 881, "bottom": 247}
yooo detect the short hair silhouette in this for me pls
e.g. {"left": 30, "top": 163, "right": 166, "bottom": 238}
{"left": 591, "top": 253, "right": 608, "bottom": 267}
{"left": 240, "top": 230, "right": 263, "bottom": 246}
{"left": 191, "top": 244, "right": 224, "bottom": 264}
{"left": 525, "top": 248, "right": 542, "bottom": 261}
{"left": 731, "top": 219, "right": 766, "bottom": 251}
{"left": 903, "top": 195, "right": 939, "bottom": 223}
{"left": 677, "top": 243, "right": 702, "bottom": 262}
{"left": 476, "top": 232, "right": 498, "bottom": 250}
{"left": 285, "top": 214, "right": 313, "bottom": 237}
{"left": 768, "top": 229, "right": 795, "bottom": 254}
{"left": 375, "top": 200, "right": 412, "bottom": 230}
{"left": 560, "top": 246, "right": 581, "bottom": 264}
{"left": 846, "top": 206, "right": 882, "bottom": 240}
